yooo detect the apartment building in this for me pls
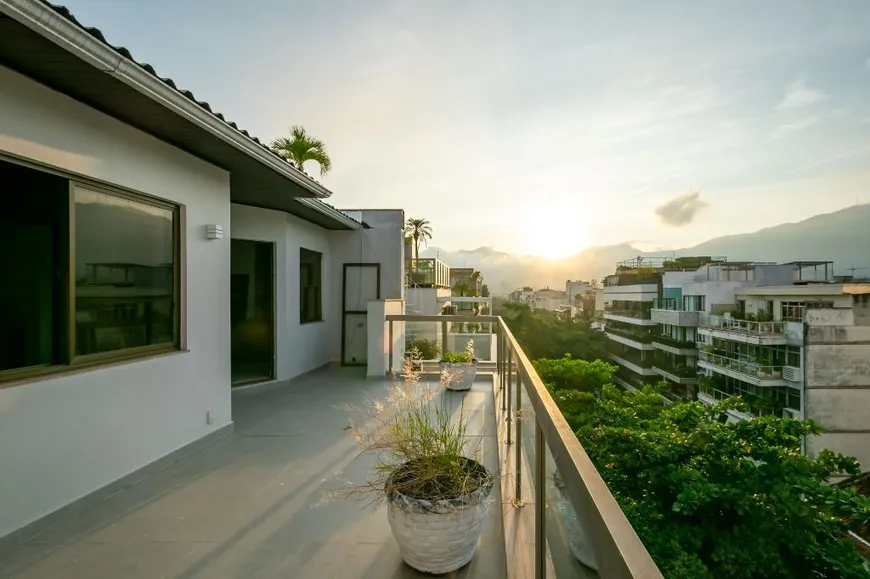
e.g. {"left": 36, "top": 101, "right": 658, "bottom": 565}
{"left": 647, "top": 260, "right": 870, "bottom": 473}
{"left": 602, "top": 256, "right": 724, "bottom": 395}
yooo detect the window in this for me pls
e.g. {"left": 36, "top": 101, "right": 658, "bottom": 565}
{"left": 300, "top": 248, "right": 322, "bottom": 323}
{"left": 74, "top": 186, "right": 177, "bottom": 356}
{"left": 0, "top": 157, "right": 180, "bottom": 383}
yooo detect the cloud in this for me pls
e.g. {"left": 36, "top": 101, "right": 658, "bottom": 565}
{"left": 654, "top": 189, "right": 707, "bottom": 227}
{"left": 770, "top": 115, "right": 822, "bottom": 140}
{"left": 776, "top": 77, "right": 826, "bottom": 109}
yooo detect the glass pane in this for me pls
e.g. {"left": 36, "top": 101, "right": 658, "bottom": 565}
{"left": 74, "top": 187, "right": 175, "bottom": 356}
{"left": 0, "top": 160, "right": 68, "bottom": 372}
{"left": 230, "top": 240, "right": 275, "bottom": 384}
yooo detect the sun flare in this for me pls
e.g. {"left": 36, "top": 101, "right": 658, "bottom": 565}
{"left": 521, "top": 208, "right": 589, "bottom": 260}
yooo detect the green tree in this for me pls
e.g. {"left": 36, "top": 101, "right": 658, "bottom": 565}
{"left": 533, "top": 356, "right": 617, "bottom": 393}
{"left": 501, "top": 302, "right": 608, "bottom": 362}
{"left": 404, "top": 218, "right": 433, "bottom": 260}
{"left": 480, "top": 283, "right": 490, "bottom": 297}
{"left": 452, "top": 281, "right": 478, "bottom": 297}
{"left": 552, "top": 384, "right": 870, "bottom": 579}
{"left": 270, "top": 125, "right": 332, "bottom": 176}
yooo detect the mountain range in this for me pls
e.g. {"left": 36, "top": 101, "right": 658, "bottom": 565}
{"left": 422, "top": 204, "right": 870, "bottom": 294}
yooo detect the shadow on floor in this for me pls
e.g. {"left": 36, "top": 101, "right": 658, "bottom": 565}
{"left": 0, "top": 368, "right": 506, "bottom": 579}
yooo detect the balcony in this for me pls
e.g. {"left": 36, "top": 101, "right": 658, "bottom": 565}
{"left": 609, "top": 353, "right": 658, "bottom": 377}
{"left": 698, "top": 314, "right": 789, "bottom": 345}
{"left": 605, "top": 326, "right": 655, "bottom": 351}
{"left": 698, "top": 383, "right": 800, "bottom": 421}
{"left": 651, "top": 334, "right": 697, "bottom": 356}
{"left": 697, "top": 351, "right": 788, "bottom": 387}
{"left": 603, "top": 306, "right": 658, "bottom": 327}
{"left": 652, "top": 364, "right": 698, "bottom": 385}
{"left": 649, "top": 304, "right": 699, "bottom": 327}
{"left": 405, "top": 258, "right": 450, "bottom": 288}
{"left": 383, "top": 314, "right": 663, "bottom": 577}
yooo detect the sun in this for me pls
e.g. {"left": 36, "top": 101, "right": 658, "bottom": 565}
{"left": 521, "top": 211, "right": 589, "bottom": 260}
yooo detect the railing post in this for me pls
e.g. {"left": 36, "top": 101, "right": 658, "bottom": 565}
{"left": 388, "top": 320, "right": 393, "bottom": 375}
{"left": 504, "top": 345, "right": 511, "bottom": 413}
{"left": 506, "top": 357, "right": 512, "bottom": 445}
{"left": 534, "top": 421, "right": 546, "bottom": 579}
{"left": 441, "top": 320, "right": 448, "bottom": 355}
{"left": 515, "top": 372, "right": 523, "bottom": 504}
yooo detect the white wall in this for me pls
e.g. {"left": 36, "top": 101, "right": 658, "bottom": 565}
{"left": 230, "top": 204, "right": 335, "bottom": 379}
{"left": 0, "top": 66, "right": 231, "bottom": 537}
{"left": 329, "top": 210, "right": 404, "bottom": 363}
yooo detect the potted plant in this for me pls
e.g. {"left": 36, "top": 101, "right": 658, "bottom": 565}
{"left": 440, "top": 340, "right": 477, "bottom": 391}
{"left": 404, "top": 339, "right": 440, "bottom": 371}
{"left": 342, "top": 356, "right": 494, "bottom": 573}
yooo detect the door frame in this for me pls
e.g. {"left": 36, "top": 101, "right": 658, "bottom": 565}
{"left": 341, "top": 263, "right": 381, "bottom": 366}
{"left": 230, "top": 238, "right": 277, "bottom": 386}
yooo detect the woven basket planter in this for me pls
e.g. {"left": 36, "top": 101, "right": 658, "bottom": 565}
{"left": 553, "top": 470, "right": 598, "bottom": 570}
{"left": 439, "top": 361, "right": 478, "bottom": 391}
{"left": 386, "top": 457, "right": 494, "bottom": 574}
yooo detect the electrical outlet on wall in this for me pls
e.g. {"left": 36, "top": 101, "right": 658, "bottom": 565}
{"left": 206, "top": 411, "right": 214, "bottom": 425}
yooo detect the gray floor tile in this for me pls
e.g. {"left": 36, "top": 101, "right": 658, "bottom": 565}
{"left": 0, "top": 368, "right": 507, "bottom": 579}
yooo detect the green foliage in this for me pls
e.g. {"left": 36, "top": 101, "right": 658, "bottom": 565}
{"left": 481, "top": 283, "right": 490, "bottom": 297}
{"left": 270, "top": 125, "right": 332, "bottom": 176}
{"left": 552, "top": 385, "right": 870, "bottom": 579}
{"left": 405, "top": 218, "right": 433, "bottom": 258}
{"left": 441, "top": 351, "right": 472, "bottom": 363}
{"left": 533, "top": 356, "right": 617, "bottom": 393}
{"left": 502, "top": 302, "right": 608, "bottom": 361}
{"left": 405, "top": 339, "right": 439, "bottom": 360}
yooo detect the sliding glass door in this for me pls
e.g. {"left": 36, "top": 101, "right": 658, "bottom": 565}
{"left": 230, "top": 239, "right": 275, "bottom": 385}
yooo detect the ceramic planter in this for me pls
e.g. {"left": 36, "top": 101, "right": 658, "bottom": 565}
{"left": 553, "top": 470, "right": 598, "bottom": 570}
{"left": 440, "top": 360, "right": 478, "bottom": 390}
{"left": 386, "top": 458, "right": 494, "bottom": 574}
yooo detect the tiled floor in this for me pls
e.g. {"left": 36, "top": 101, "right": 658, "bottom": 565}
{"left": 0, "top": 368, "right": 507, "bottom": 579}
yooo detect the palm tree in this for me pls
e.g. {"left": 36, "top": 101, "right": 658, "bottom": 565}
{"left": 405, "top": 218, "right": 432, "bottom": 260}
{"left": 270, "top": 125, "right": 332, "bottom": 176}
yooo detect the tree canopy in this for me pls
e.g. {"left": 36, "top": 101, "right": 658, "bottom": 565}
{"left": 546, "top": 372, "right": 870, "bottom": 579}
{"left": 501, "top": 302, "right": 609, "bottom": 362}
{"left": 270, "top": 125, "right": 332, "bottom": 176}
{"left": 404, "top": 218, "right": 433, "bottom": 260}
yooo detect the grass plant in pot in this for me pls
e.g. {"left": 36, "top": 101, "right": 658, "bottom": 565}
{"left": 343, "top": 357, "right": 494, "bottom": 574}
{"left": 440, "top": 339, "right": 477, "bottom": 391}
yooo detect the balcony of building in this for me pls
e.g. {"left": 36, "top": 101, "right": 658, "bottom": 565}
{"left": 697, "top": 314, "right": 792, "bottom": 346}
{"left": 697, "top": 350, "right": 789, "bottom": 387}
{"left": 697, "top": 376, "right": 801, "bottom": 421}
{"left": 602, "top": 302, "right": 658, "bottom": 327}
{"left": 405, "top": 258, "right": 450, "bottom": 288}
{"left": 604, "top": 322, "right": 656, "bottom": 351}
{"left": 1, "top": 313, "right": 664, "bottom": 579}
{"left": 649, "top": 298, "right": 700, "bottom": 327}
{"left": 607, "top": 345, "right": 658, "bottom": 378}
{"left": 382, "top": 314, "right": 663, "bottom": 578}
{"left": 651, "top": 333, "right": 698, "bottom": 356}
{"left": 651, "top": 351, "right": 698, "bottom": 386}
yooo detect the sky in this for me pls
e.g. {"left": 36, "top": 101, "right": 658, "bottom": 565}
{"left": 60, "top": 0, "right": 870, "bottom": 259}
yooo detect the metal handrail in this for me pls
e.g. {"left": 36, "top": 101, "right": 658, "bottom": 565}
{"left": 385, "top": 314, "right": 663, "bottom": 578}
{"left": 700, "top": 314, "right": 786, "bottom": 335}
{"left": 698, "top": 351, "right": 784, "bottom": 379}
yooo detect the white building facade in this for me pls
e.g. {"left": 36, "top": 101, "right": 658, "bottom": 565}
{"left": 0, "top": 2, "right": 404, "bottom": 539}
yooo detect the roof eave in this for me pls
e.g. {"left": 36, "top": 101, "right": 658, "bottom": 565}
{"left": 1, "top": 0, "right": 332, "bottom": 199}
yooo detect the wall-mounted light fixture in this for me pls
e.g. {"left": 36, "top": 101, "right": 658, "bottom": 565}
{"left": 206, "top": 224, "right": 223, "bottom": 240}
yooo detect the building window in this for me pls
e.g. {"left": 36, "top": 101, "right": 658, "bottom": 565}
{"left": 300, "top": 248, "right": 322, "bottom": 323}
{"left": 0, "top": 158, "right": 180, "bottom": 383}
{"left": 74, "top": 186, "right": 177, "bottom": 357}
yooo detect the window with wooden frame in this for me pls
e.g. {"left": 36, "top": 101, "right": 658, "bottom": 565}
{"left": 299, "top": 248, "right": 322, "bottom": 324}
{"left": 0, "top": 157, "right": 181, "bottom": 384}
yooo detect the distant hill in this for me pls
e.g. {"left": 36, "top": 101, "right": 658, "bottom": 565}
{"left": 423, "top": 204, "right": 870, "bottom": 294}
